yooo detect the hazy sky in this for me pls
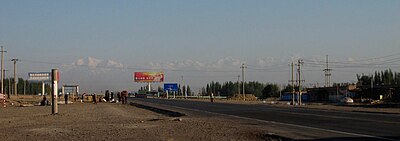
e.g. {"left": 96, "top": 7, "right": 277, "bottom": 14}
{"left": 1, "top": 0, "right": 399, "bottom": 93}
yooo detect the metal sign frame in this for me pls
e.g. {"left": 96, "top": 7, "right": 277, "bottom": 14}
{"left": 164, "top": 83, "right": 179, "bottom": 92}
{"left": 28, "top": 72, "right": 51, "bottom": 81}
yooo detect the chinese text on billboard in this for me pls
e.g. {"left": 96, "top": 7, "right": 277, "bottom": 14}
{"left": 134, "top": 72, "right": 164, "bottom": 82}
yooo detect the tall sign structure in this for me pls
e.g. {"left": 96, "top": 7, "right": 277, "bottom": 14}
{"left": 51, "top": 69, "right": 59, "bottom": 114}
{"left": 164, "top": 83, "right": 178, "bottom": 99}
{"left": 134, "top": 72, "right": 164, "bottom": 92}
{"left": 134, "top": 72, "right": 164, "bottom": 83}
{"left": 28, "top": 72, "right": 51, "bottom": 96}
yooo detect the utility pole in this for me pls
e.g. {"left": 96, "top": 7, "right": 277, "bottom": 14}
{"left": 297, "top": 59, "right": 304, "bottom": 106}
{"left": 371, "top": 76, "right": 373, "bottom": 99}
{"left": 336, "top": 85, "right": 339, "bottom": 102}
{"left": 11, "top": 59, "right": 19, "bottom": 96}
{"left": 241, "top": 63, "right": 246, "bottom": 101}
{"left": 324, "top": 55, "right": 332, "bottom": 87}
{"left": 290, "top": 62, "right": 295, "bottom": 105}
{"left": 279, "top": 84, "right": 282, "bottom": 100}
{"left": 23, "top": 80, "right": 26, "bottom": 95}
{"left": 1, "top": 46, "right": 6, "bottom": 96}
{"left": 8, "top": 77, "right": 11, "bottom": 98}
{"left": 237, "top": 75, "right": 240, "bottom": 95}
{"left": 3, "top": 70, "right": 8, "bottom": 98}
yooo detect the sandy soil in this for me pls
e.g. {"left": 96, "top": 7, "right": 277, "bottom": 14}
{"left": 0, "top": 101, "right": 286, "bottom": 141}
{"left": 1, "top": 96, "right": 398, "bottom": 141}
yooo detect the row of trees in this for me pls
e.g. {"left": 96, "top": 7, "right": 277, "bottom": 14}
{"left": 357, "top": 69, "right": 400, "bottom": 87}
{"left": 200, "top": 81, "right": 281, "bottom": 99}
{"left": 2, "top": 78, "right": 50, "bottom": 95}
{"left": 356, "top": 69, "right": 400, "bottom": 101}
{"left": 152, "top": 81, "right": 281, "bottom": 99}
{"left": 198, "top": 69, "right": 399, "bottom": 100}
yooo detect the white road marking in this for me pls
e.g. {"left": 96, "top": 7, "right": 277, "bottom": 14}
{"left": 139, "top": 101, "right": 399, "bottom": 141}
{"left": 278, "top": 110, "right": 400, "bottom": 124}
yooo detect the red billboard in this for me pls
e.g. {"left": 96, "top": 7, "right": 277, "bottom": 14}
{"left": 134, "top": 72, "right": 164, "bottom": 82}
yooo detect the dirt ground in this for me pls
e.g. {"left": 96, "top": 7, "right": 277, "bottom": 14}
{"left": 1, "top": 96, "right": 399, "bottom": 141}
{"left": 0, "top": 100, "right": 286, "bottom": 141}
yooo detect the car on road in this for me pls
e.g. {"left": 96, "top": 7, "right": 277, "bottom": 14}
{"left": 340, "top": 97, "right": 354, "bottom": 103}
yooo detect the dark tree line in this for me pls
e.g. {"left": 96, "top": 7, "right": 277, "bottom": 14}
{"left": 356, "top": 69, "right": 400, "bottom": 100}
{"left": 201, "top": 81, "right": 280, "bottom": 99}
{"left": 177, "top": 85, "right": 192, "bottom": 96}
{"left": 3, "top": 78, "right": 50, "bottom": 95}
{"left": 357, "top": 69, "right": 400, "bottom": 87}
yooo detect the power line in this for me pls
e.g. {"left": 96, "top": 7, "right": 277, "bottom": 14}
{"left": 350, "top": 52, "right": 400, "bottom": 62}
{"left": 246, "top": 67, "right": 289, "bottom": 72}
{"left": 302, "top": 52, "right": 400, "bottom": 64}
{"left": 303, "top": 53, "right": 400, "bottom": 67}
{"left": 21, "top": 55, "right": 399, "bottom": 74}
{"left": 303, "top": 61, "right": 400, "bottom": 69}
{"left": 19, "top": 59, "right": 241, "bottom": 73}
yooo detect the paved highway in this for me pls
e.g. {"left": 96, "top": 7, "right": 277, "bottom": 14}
{"left": 131, "top": 98, "right": 400, "bottom": 141}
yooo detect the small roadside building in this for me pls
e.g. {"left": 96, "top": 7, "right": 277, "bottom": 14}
{"left": 281, "top": 91, "right": 309, "bottom": 102}
{"left": 305, "top": 84, "right": 357, "bottom": 102}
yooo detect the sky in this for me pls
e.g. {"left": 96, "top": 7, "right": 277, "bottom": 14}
{"left": 1, "top": 0, "right": 400, "bottom": 93}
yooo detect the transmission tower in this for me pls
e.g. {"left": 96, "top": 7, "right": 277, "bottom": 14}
{"left": 323, "top": 55, "right": 332, "bottom": 87}
{"left": 297, "top": 59, "right": 304, "bottom": 105}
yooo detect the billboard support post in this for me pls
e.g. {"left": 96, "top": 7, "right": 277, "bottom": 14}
{"left": 28, "top": 72, "right": 51, "bottom": 96}
{"left": 42, "top": 81, "right": 45, "bottom": 96}
{"left": 62, "top": 86, "right": 65, "bottom": 101}
{"left": 51, "top": 69, "right": 58, "bottom": 115}
{"left": 148, "top": 82, "right": 151, "bottom": 92}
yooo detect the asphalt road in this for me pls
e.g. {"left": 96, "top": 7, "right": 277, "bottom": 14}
{"left": 131, "top": 98, "right": 400, "bottom": 141}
